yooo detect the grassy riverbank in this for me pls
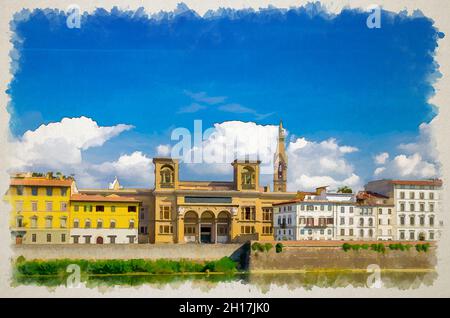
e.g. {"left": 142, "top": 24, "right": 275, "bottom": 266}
{"left": 14, "top": 256, "right": 238, "bottom": 276}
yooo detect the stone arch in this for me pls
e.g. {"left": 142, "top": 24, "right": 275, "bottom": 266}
{"left": 184, "top": 211, "right": 198, "bottom": 223}
{"left": 217, "top": 211, "right": 231, "bottom": 223}
{"left": 200, "top": 210, "right": 215, "bottom": 223}
{"left": 241, "top": 166, "right": 255, "bottom": 188}
{"left": 216, "top": 211, "right": 231, "bottom": 243}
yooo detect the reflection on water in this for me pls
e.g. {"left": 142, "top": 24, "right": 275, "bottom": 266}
{"left": 13, "top": 271, "right": 437, "bottom": 291}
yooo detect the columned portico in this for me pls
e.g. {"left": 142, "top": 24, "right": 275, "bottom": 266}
{"left": 179, "top": 207, "right": 233, "bottom": 244}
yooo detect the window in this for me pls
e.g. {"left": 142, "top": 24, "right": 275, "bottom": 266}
{"left": 109, "top": 236, "right": 116, "bottom": 244}
{"left": 262, "top": 208, "right": 273, "bottom": 221}
{"left": 360, "top": 229, "right": 364, "bottom": 237}
{"left": 31, "top": 201, "right": 38, "bottom": 212}
{"left": 340, "top": 217, "right": 345, "bottom": 225}
{"left": 400, "top": 231, "right": 405, "bottom": 240}
{"left": 85, "top": 219, "right": 91, "bottom": 228}
{"left": 60, "top": 217, "right": 67, "bottom": 228}
{"left": 349, "top": 218, "right": 353, "bottom": 225}
{"left": 46, "top": 201, "right": 53, "bottom": 212}
{"left": 429, "top": 216, "right": 435, "bottom": 227}
{"left": 429, "top": 231, "right": 434, "bottom": 240}
{"left": 419, "top": 202, "right": 425, "bottom": 212}
{"left": 160, "top": 166, "right": 174, "bottom": 187}
{"left": 359, "top": 218, "right": 364, "bottom": 226}
{"left": 410, "top": 203, "right": 415, "bottom": 212}
{"left": 31, "top": 234, "right": 37, "bottom": 243}
{"left": 241, "top": 166, "right": 255, "bottom": 189}
{"left": 60, "top": 202, "right": 68, "bottom": 212}
{"left": 300, "top": 205, "right": 305, "bottom": 211}
{"left": 400, "top": 203, "right": 405, "bottom": 212}
{"left": 72, "top": 236, "right": 79, "bottom": 244}
{"left": 46, "top": 187, "right": 53, "bottom": 196}
{"left": 45, "top": 217, "right": 52, "bottom": 228}
{"left": 262, "top": 226, "right": 273, "bottom": 235}
{"left": 388, "top": 209, "right": 392, "bottom": 214}
{"left": 31, "top": 186, "right": 38, "bottom": 196}
{"left": 129, "top": 219, "right": 135, "bottom": 229}
{"left": 420, "top": 216, "right": 425, "bottom": 226}
{"left": 241, "top": 226, "right": 255, "bottom": 234}
{"left": 409, "top": 231, "right": 415, "bottom": 240}
{"left": 84, "top": 205, "right": 92, "bottom": 212}
{"left": 369, "top": 229, "right": 373, "bottom": 237}
{"left": 31, "top": 217, "right": 37, "bottom": 228}
{"left": 15, "top": 201, "right": 23, "bottom": 212}
{"left": 429, "top": 192, "right": 434, "bottom": 200}
{"left": 350, "top": 207, "right": 354, "bottom": 213}
{"left": 400, "top": 191, "right": 405, "bottom": 199}
{"left": 327, "top": 229, "right": 332, "bottom": 235}
{"left": 410, "top": 216, "right": 415, "bottom": 226}
{"left": 328, "top": 205, "right": 332, "bottom": 211}
{"left": 429, "top": 203, "right": 435, "bottom": 212}
{"left": 349, "top": 229, "right": 353, "bottom": 236}
{"left": 84, "top": 236, "right": 91, "bottom": 244}
{"left": 409, "top": 192, "right": 415, "bottom": 199}
{"left": 419, "top": 192, "right": 425, "bottom": 199}
{"left": 340, "top": 207, "right": 345, "bottom": 213}
{"left": 241, "top": 207, "right": 256, "bottom": 221}
{"left": 160, "top": 206, "right": 171, "bottom": 220}
{"left": 16, "top": 186, "right": 24, "bottom": 196}
{"left": 369, "top": 218, "right": 373, "bottom": 226}
{"left": 159, "top": 225, "right": 173, "bottom": 234}
{"left": 47, "top": 234, "right": 52, "bottom": 243}
{"left": 141, "top": 226, "right": 148, "bottom": 234}
{"left": 74, "top": 205, "right": 79, "bottom": 212}
{"left": 61, "top": 188, "right": 68, "bottom": 196}
{"left": 378, "top": 208, "right": 382, "bottom": 214}
{"left": 97, "top": 220, "right": 103, "bottom": 229}
{"left": 110, "top": 220, "right": 116, "bottom": 229}
{"left": 378, "top": 219, "right": 382, "bottom": 225}
{"left": 111, "top": 206, "right": 116, "bottom": 212}
{"left": 128, "top": 236, "right": 136, "bottom": 244}
{"left": 73, "top": 219, "right": 79, "bottom": 228}
{"left": 96, "top": 205, "right": 105, "bottom": 212}
{"left": 340, "top": 229, "right": 345, "bottom": 236}
{"left": 61, "top": 234, "right": 66, "bottom": 243}
{"left": 16, "top": 217, "right": 23, "bottom": 228}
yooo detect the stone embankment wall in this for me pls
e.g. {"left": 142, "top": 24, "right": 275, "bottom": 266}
{"left": 13, "top": 243, "right": 246, "bottom": 261}
{"left": 249, "top": 241, "right": 436, "bottom": 270}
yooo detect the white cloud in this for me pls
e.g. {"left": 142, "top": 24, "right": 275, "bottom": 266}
{"left": 91, "top": 151, "right": 154, "bottom": 188}
{"left": 156, "top": 144, "right": 171, "bottom": 156}
{"left": 373, "top": 122, "right": 440, "bottom": 179}
{"left": 180, "top": 121, "right": 361, "bottom": 191}
{"left": 11, "top": 116, "right": 133, "bottom": 170}
{"left": 8, "top": 116, "right": 155, "bottom": 188}
{"left": 374, "top": 152, "right": 389, "bottom": 165}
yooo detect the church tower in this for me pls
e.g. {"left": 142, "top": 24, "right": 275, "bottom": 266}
{"left": 273, "top": 120, "right": 288, "bottom": 192}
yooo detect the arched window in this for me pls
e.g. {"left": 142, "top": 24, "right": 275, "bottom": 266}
{"left": 368, "top": 218, "right": 373, "bottom": 226}
{"left": 360, "top": 229, "right": 364, "bottom": 237}
{"left": 110, "top": 219, "right": 116, "bottom": 229}
{"left": 85, "top": 219, "right": 91, "bottom": 228}
{"left": 97, "top": 219, "right": 103, "bottom": 229}
{"left": 241, "top": 166, "right": 255, "bottom": 189}
{"left": 160, "top": 165, "right": 174, "bottom": 187}
{"left": 73, "top": 219, "right": 79, "bottom": 228}
{"left": 359, "top": 218, "right": 364, "bottom": 226}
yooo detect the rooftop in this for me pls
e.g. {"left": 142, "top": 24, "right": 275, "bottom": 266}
{"left": 70, "top": 194, "right": 141, "bottom": 203}
{"left": 10, "top": 177, "right": 73, "bottom": 187}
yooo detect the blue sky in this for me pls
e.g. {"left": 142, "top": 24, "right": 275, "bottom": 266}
{"left": 7, "top": 4, "right": 442, "bottom": 189}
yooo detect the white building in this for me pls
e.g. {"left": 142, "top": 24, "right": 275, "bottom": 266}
{"left": 365, "top": 179, "right": 442, "bottom": 241}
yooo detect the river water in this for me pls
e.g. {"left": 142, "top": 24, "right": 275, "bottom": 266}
{"left": 13, "top": 270, "right": 436, "bottom": 291}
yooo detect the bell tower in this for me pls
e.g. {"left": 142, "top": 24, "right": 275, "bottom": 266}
{"left": 273, "top": 120, "right": 288, "bottom": 192}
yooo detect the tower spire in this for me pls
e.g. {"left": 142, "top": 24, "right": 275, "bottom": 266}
{"left": 273, "top": 120, "right": 287, "bottom": 192}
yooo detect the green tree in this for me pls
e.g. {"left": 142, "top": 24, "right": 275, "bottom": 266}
{"left": 337, "top": 186, "right": 353, "bottom": 194}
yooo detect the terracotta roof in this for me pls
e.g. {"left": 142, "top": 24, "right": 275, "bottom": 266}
{"left": 391, "top": 179, "right": 442, "bottom": 186}
{"left": 356, "top": 191, "right": 389, "bottom": 200}
{"left": 10, "top": 178, "right": 73, "bottom": 187}
{"left": 272, "top": 199, "right": 303, "bottom": 206}
{"left": 70, "top": 194, "right": 141, "bottom": 203}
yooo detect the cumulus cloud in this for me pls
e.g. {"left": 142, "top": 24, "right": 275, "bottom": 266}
{"left": 374, "top": 152, "right": 389, "bottom": 165}
{"left": 11, "top": 116, "right": 133, "bottom": 170}
{"left": 9, "top": 116, "right": 154, "bottom": 188}
{"left": 90, "top": 151, "right": 154, "bottom": 188}
{"left": 373, "top": 122, "right": 440, "bottom": 179}
{"left": 156, "top": 144, "right": 171, "bottom": 156}
{"left": 175, "top": 121, "right": 361, "bottom": 191}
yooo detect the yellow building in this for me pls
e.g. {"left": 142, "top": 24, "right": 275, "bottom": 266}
{"left": 5, "top": 173, "right": 74, "bottom": 244}
{"left": 69, "top": 194, "right": 141, "bottom": 244}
